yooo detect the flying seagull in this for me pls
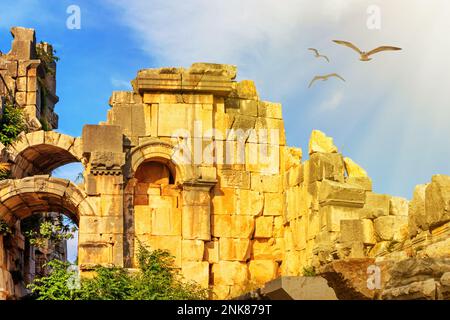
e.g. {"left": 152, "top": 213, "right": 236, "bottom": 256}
{"left": 308, "top": 48, "right": 330, "bottom": 62}
{"left": 332, "top": 40, "right": 402, "bottom": 61}
{"left": 308, "top": 73, "right": 345, "bottom": 88}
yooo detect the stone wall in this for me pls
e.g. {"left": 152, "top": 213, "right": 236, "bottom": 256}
{"left": 0, "top": 27, "right": 58, "bottom": 131}
{"left": 1, "top": 27, "right": 449, "bottom": 300}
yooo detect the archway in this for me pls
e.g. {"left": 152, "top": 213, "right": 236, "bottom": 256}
{"left": 5, "top": 131, "right": 83, "bottom": 178}
{"left": 0, "top": 176, "right": 94, "bottom": 299}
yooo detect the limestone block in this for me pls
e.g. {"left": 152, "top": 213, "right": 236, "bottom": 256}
{"left": 343, "top": 157, "right": 368, "bottom": 177}
{"left": 218, "top": 170, "right": 250, "bottom": 189}
{"left": 211, "top": 261, "right": 248, "bottom": 286}
{"left": 235, "top": 80, "right": 259, "bottom": 100}
{"left": 237, "top": 189, "right": 263, "bottom": 216}
{"left": 257, "top": 101, "right": 282, "bottom": 119}
{"left": 219, "top": 238, "right": 251, "bottom": 261}
{"left": 0, "top": 268, "right": 14, "bottom": 299}
{"left": 212, "top": 285, "right": 231, "bottom": 300}
{"left": 211, "top": 187, "right": 235, "bottom": 215}
{"left": 346, "top": 176, "right": 372, "bottom": 191}
{"left": 382, "top": 278, "right": 438, "bottom": 300}
{"left": 147, "top": 235, "right": 182, "bottom": 267}
{"left": 79, "top": 216, "right": 123, "bottom": 234}
{"left": 425, "top": 175, "right": 450, "bottom": 229}
{"left": 27, "top": 76, "right": 37, "bottom": 92}
{"left": 134, "top": 205, "right": 151, "bottom": 235}
{"left": 255, "top": 216, "right": 273, "bottom": 238}
{"left": 78, "top": 240, "right": 115, "bottom": 267}
{"left": 181, "top": 240, "right": 205, "bottom": 264}
{"left": 229, "top": 114, "right": 256, "bottom": 133}
{"left": 418, "top": 238, "right": 450, "bottom": 259}
{"left": 109, "top": 91, "right": 141, "bottom": 105}
{"left": 204, "top": 241, "right": 219, "bottom": 263}
{"left": 245, "top": 143, "right": 280, "bottom": 174}
{"left": 290, "top": 217, "right": 307, "bottom": 250}
{"left": 319, "top": 179, "right": 366, "bottom": 207}
{"left": 319, "top": 205, "right": 361, "bottom": 232}
{"left": 181, "top": 262, "right": 209, "bottom": 288}
{"left": 308, "top": 130, "right": 338, "bottom": 155}
{"left": 408, "top": 184, "right": 427, "bottom": 237}
{"left": 251, "top": 174, "right": 281, "bottom": 193}
{"left": 188, "top": 63, "right": 237, "bottom": 79}
{"left": 390, "top": 196, "right": 409, "bottom": 216}
{"left": 82, "top": 125, "right": 123, "bottom": 153}
{"left": 230, "top": 215, "right": 255, "bottom": 239}
{"left": 280, "top": 251, "right": 301, "bottom": 276}
{"left": 288, "top": 165, "right": 303, "bottom": 187}
{"left": 252, "top": 238, "right": 284, "bottom": 262}
{"left": 149, "top": 197, "right": 181, "bottom": 236}
{"left": 157, "top": 103, "right": 189, "bottom": 137}
{"left": 374, "top": 215, "right": 408, "bottom": 241}
{"left": 358, "top": 192, "right": 390, "bottom": 219}
{"left": 285, "top": 147, "right": 302, "bottom": 171}
{"left": 16, "top": 77, "right": 27, "bottom": 92}
{"left": 308, "top": 153, "right": 345, "bottom": 183}
{"left": 263, "top": 193, "right": 283, "bottom": 216}
{"left": 340, "top": 219, "right": 376, "bottom": 245}
{"left": 182, "top": 205, "right": 210, "bottom": 240}
{"left": 248, "top": 260, "right": 278, "bottom": 284}
{"left": 182, "top": 189, "right": 210, "bottom": 206}
{"left": 15, "top": 92, "right": 26, "bottom": 106}
{"left": 273, "top": 216, "right": 284, "bottom": 238}
{"left": 97, "top": 194, "right": 123, "bottom": 217}
{"left": 211, "top": 214, "right": 231, "bottom": 237}
{"left": 368, "top": 241, "right": 390, "bottom": 257}
{"left": 254, "top": 117, "right": 286, "bottom": 146}
{"left": 240, "top": 99, "right": 258, "bottom": 116}
{"left": 307, "top": 211, "right": 321, "bottom": 240}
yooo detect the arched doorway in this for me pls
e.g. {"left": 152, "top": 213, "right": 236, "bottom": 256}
{"left": 0, "top": 176, "right": 94, "bottom": 299}
{"left": 127, "top": 159, "right": 182, "bottom": 267}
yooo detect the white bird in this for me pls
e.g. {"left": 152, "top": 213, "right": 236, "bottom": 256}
{"left": 308, "top": 73, "right": 345, "bottom": 88}
{"left": 308, "top": 48, "right": 330, "bottom": 62}
{"left": 333, "top": 40, "right": 402, "bottom": 61}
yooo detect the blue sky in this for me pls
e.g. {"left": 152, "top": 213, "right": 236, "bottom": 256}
{"left": 1, "top": 0, "right": 449, "bottom": 199}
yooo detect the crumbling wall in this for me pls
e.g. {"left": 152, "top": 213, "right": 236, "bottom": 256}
{"left": 0, "top": 27, "right": 59, "bottom": 131}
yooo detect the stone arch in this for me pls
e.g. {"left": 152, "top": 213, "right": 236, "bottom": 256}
{"left": 0, "top": 175, "right": 95, "bottom": 226}
{"left": 129, "top": 138, "right": 193, "bottom": 184}
{"left": 6, "top": 131, "right": 83, "bottom": 178}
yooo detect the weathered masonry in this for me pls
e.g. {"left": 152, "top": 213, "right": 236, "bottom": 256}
{"left": 1, "top": 27, "right": 450, "bottom": 300}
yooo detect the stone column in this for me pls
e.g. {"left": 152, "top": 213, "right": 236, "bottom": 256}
{"left": 79, "top": 125, "right": 125, "bottom": 270}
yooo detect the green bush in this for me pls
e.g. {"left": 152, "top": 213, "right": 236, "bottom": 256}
{"left": 28, "top": 243, "right": 209, "bottom": 300}
{"left": 0, "top": 99, "right": 26, "bottom": 146}
{"left": 302, "top": 266, "right": 316, "bottom": 277}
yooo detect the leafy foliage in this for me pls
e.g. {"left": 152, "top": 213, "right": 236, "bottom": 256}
{"left": 0, "top": 219, "right": 12, "bottom": 236}
{"left": 0, "top": 98, "right": 26, "bottom": 146}
{"left": 302, "top": 266, "right": 317, "bottom": 277}
{"left": 36, "top": 41, "right": 60, "bottom": 76}
{"left": 28, "top": 243, "right": 209, "bottom": 300}
{"left": 0, "top": 162, "right": 10, "bottom": 180}
{"left": 21, "top": 215, "right": 76, "bottom": 249}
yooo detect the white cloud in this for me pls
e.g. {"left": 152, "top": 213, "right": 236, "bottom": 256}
{"left": 111, "top": 77, "right": 132, "bottom": 90}
{"left": 108, "top": 0, "right": 450, "bottom": 197}
{"left": 319, "top": 90, "right": 344, "bottom": 111}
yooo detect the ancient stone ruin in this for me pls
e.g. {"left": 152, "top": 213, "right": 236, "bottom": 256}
{"left": 1, "top": 27, "right": 449, "bottom": 300}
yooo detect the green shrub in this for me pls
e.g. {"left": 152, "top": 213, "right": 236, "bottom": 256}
{"left": 302, "top": 266, "right": 316, "bottom": 277}
{"left": 0, "top": 99, "right": 26, "bottom": 146}
{"left": 28, "top": 243, "right": 209, "bottom": 300}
